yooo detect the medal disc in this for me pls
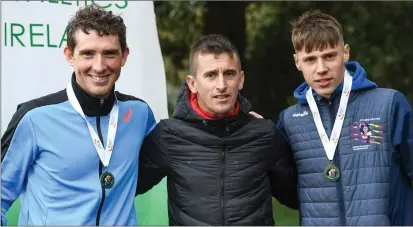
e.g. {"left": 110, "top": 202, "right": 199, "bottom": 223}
{"left": 100, "top": 171, "right": 115, "bottom": 189}
{"left": 324, "top": 164, "right": 340, "bottom": 181}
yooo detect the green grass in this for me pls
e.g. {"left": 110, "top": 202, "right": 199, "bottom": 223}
{"left": 272, "top": 198, "right": 299, "bottom": 226}
{"left": 5, "top": 198, "right": 19, "bottom": 225}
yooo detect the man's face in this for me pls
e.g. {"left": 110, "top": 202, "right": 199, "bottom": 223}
{"left": 186, "top": 53, "right": 244, "bottom": 117}
{"left": 64, "top": 30, "right": 129, "bottom": 98}
{"left": 294, "top": 43, "right": 350, "bottom": 99}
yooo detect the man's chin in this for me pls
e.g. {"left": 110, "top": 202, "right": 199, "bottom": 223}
{"left": 314, "top": 88, "right": 334, "bottom": 98}
{"left": 211, "top": 107, "right": 234, "bottom": 116}
{"left": 88, "top": 89, "right": 112, "bottom": 98}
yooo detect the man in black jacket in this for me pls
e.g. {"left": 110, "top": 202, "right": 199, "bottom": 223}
{"left": 136, "top": 34, "right": 297, "bottom": 225}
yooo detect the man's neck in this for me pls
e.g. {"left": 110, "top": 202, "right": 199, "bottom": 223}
{"left": 71, "top": 74, "right": 115, "bottom": 116}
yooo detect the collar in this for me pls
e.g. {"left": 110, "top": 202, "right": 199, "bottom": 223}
{"left": 71, "top": 73, "right": 116, "bottom": 116}
{"left": 188, "top": 90, "right": 240, "bottom": 120}
{"left": 315, "top": 86, "right": 342, "bottom": 103}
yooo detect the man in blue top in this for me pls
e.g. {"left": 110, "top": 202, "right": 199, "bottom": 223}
{"left": 1, "top": 5, "right": 156, "bottom": 225}
{"left": 275, "top": 9, "right": 413, "bottom": 225}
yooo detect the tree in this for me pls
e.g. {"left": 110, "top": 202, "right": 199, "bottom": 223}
{"left": 203, "top": 1, "right": 249, "bottom": 63}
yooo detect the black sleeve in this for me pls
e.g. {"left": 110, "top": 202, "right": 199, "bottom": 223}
{"left": 1, "top": 102, "right": 31, "bottom": 162}
{"left": 268, "top": 127, "right": 299, "bottom": 210}
{"left": 136, "top": 121, "right": 168, "bottom": 195}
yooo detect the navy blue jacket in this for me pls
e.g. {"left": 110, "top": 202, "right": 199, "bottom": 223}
{"left": 277, "top": 61, "right": 413, "bottom": 225}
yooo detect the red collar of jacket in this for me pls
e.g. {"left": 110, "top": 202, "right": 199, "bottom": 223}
{"left": 188, "top": 91, "right": 240, "bottom": 120}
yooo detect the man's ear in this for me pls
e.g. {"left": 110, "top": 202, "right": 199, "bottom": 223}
{"left": 121, "top": 47, "right": 130, "bottom": 67}
{"left": 64, "top": 46, "right": 74, "bottom": 67}
{"left": 186, "top": 75, "right": 197, "bottom": 93}
{"left": 238, "top": 71, "right": 245, "bottom": 90}
{"left": 343, "top": 44, "right": 350, "bottom": 62}
{"left": 294, "top": 54, "right": 301, "bottom": 71}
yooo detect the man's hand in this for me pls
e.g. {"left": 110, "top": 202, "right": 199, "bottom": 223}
{"left": 249, "top": 111, "right": 263, "bottom": 119}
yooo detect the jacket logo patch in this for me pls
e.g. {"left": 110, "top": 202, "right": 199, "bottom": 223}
{"left": 123, "top": 108, "right": 132, "bottom": 122}
{"left": 350, "top": 118, "right": 383, "bottom": 150}
{"left": 292, "top": 111, "right": 308, "bottom": 118}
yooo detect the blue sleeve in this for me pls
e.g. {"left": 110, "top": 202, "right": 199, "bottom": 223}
{"left": 1, "top": 114, "right": 38, "bottom": 225}
{"left": 391, "top": 91, "right": 413, "bottom": 181}
{"left": 144, "top": 105, "right": 157, "bottom": 137}
{"left": 275, "top": 110, "right": 289, "bottom": 142}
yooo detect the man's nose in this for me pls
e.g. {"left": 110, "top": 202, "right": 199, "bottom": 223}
{"left": 216, "top": 74, "right": 227, "bottom": 91}
{"left": 316, "top": 59, "right": 328, "bottom": 75}
{"left": 92, "top": 55, "right": 108, "bottom": 73}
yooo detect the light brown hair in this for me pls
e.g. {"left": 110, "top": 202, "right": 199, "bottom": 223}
{"left": 291, "top": 9, "right": 344, "bottom": 53}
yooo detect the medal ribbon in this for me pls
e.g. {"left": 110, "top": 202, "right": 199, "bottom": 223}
{"left": 306, "top": 71, "right": 352, "bottom": 161}
{"left": 66, "top": 82, "right": 118, "bottom": 167}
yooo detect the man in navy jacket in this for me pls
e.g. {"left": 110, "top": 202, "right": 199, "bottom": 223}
{"left": 274, "top": 9, "right": 413, "bottom": 225}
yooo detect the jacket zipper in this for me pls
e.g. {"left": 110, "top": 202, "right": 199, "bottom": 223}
{"left": 220, "top": 124, "right": 230, "bottom": 225}
{"left": 96, "top": 98, "right": 106, "bottom": 226}
{"left": 329, "top": 100, "right": 346, "bottom": 226}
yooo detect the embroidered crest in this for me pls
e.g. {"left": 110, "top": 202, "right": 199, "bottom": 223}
{"left": 350, "top": 118, "right": 383, "bottom": 150}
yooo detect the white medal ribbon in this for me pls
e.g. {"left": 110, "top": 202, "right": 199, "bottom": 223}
{"left": 306, "top": 70, "right": 352, "bottom": 161}
{"left": 66, "top": 83, "right": 118, "bottom": 167}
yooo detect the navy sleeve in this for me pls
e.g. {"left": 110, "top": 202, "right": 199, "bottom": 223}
{"left": 269, "top": 126, "right": 298, "bottom": 210}
{"left": 270, "top": 110, "right": 298, "bottom": 209}
{"left": 391, "top": 91, "right": 413, "bottom": 182}
{"left": 275, "top": 110, "right": 287, "bottom": 139}
{"left": 276, "top": 110, "right": 289, "bottom": 142}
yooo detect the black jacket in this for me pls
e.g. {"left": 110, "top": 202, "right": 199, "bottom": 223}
{"left": 137, "top": 84, "right": 297, "bottom": 225}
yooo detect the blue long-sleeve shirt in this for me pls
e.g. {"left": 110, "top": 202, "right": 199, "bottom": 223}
{"left": 1, "top": 79, "right": 156, "bottom": 225}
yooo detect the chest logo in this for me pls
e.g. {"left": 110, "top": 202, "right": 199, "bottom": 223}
{"left": 292, "top": 111, "right": 308, "bottom": 118}
{"left": 350, "top": 118, "right": 383, "bottom": 150}
{"left": 123, "top": 108, "right": 132, "bottom": 122}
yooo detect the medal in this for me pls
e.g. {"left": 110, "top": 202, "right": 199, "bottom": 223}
{"left": 324, "top": 162, "right": 340, "bottom": 181}
{"left": 306, "top": 70, "right": 352, "bottom": 181}
{"left": 100, "top": 171, "right": 115, "bottom": 189}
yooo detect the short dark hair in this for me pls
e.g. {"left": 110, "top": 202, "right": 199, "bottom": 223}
{"left": 189, "top": 34, "right": 241, "bottom": 75}
{"left": 291, "top": 9, "right": 344, "bottom": 53}
{"left": 66, "top": 4, "right": 127, "bottom": 53}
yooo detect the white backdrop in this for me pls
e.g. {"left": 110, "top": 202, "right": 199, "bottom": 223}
{"left": 1, "top": 0, "right": 169, "bottom": 134}
{"left": 1, "top": 1, "right": 168, "bottom": 225}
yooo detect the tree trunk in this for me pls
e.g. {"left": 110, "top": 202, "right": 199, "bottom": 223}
{"left": 203, "top": 2, "right": 248, "bottom": 64}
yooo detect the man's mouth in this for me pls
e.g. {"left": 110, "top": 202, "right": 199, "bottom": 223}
{"left": 214, "top": 94, "right": 230, "bottom": 100}
{"left": 89, "top": 74, "right": 111, "bottom": 83}
{"left": 315, "top": 78, "right": 333, "bottom": 88}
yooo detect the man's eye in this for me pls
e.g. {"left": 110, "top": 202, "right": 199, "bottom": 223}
{"left": 205, "top": 72, "right": 216, "bottom": 78}
{"left": 83, "top": 52, "right": 94, "bottom": 57}
{"left": 224, "top": 71, "right": 236, "bottom": 76}
{"left": 325, "top": 54, "right": 336, "bottom": 60}
{"left": 104, "top": 52, "right": 116, "bottom": 57}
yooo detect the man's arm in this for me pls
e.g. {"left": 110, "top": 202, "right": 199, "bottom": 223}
{"left": 1, "top": 111, "right": 39, "bottom": 225}
{"left": 391, "top": 91, "right": 413, "bottom": 183}
{"left": 136, "top": 107, "right": 168, "bottom": 195}
{"left": 269, "top": 111, "right": 299, "bottom": 210}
